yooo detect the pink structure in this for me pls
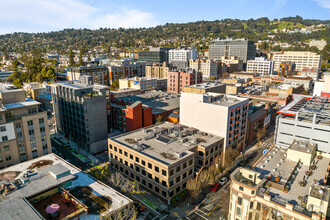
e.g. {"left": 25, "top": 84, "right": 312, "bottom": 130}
{"left": 167, "top": 71, "right": 202, "bottom": 94}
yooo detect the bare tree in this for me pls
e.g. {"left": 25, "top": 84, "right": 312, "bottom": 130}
{"left": 108, "top": 172, "right": 144, "bottom": 194}
{"left": 102, "top": 203, "right": 137, "bottom": 220}
{"left": 186, "top": 178, "right": 201, "bottom": 200}
{"left": 199, "top": 170, "right": 210, "bottom": 189}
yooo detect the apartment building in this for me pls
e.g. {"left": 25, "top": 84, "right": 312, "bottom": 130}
{"left": 67, "top": 65, "right": 109, "bottom": 85}
{"left": 138, "top": 47, "right": 169, "bottom": 65}
{"left": 298, "top": 68, "right": 321, "bottom": 81}
{"left": 145, "top": 62, "right": 169, "bottom": 79}
{"left": 209, "top": 38, "right": 256, "bottom": 63}
{"left": 0, "top": 85, "right": 51, "bottom": 168}
{"left": 168, "top": 47, "right": 197, "bottom": 63}
{"left": 51, "top": 78, "right": 109, "bottom": 154}
{"left": 246, "top": 57, "right": 274, "bottom": 75}
{"left": 275, "top": 95, "right": 330, "bottom": 153}
{"left": 180, "top": 92, "right": 249, "bottom": 152}
{"left": 221, "top": 57, "right": 244, "bottom": 73}
{"left": 107, "top": 61, "right": 145, "bottom": 84}
{"left": 119, "top": 77, "right": 167, "bottom": 91}
{"left": 22, "top": 82, "right": 50, "bottom": 100}
{"left": 108, "top": 122, "right": 224, "bottom": 202}
{"left": 111, "top": 90, "right": 180, "bottom": 132}
{"left": 189, "top": 59, "right": 221, "bottom": 78}
{"left": 183, "top": 82, "right": 226, "bottom": 94}
{"left": 167, "top": 71, "right": 202, "bottom": 94}
{"left": 229, "top": 140, "right": 330, "bottom": 220}
{"left": 271, "top": 51, "right": 322, "bottom": 72}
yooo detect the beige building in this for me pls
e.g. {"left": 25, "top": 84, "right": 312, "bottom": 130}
{"left": 183, "top": 82, "right": 226, "bottom": 94}
{"left": 0, "top": 85, "right": 51, "bottom": 168}
{"left": 229, "top": 140, "right": 330, "bottom": 220}
{"left": 269, "top": 82, "right": 305, "bottom": 95}
{"left": 119, "top": 77, "right": 167, "bottom": 91}
{"left": 189, "top": 59, "right": 221, "bottom": 78}
{"left": 108, "top": 122, "right": 224, "bottom": 202}
{"left": 145, "top": 62, "right": 169, "bottom": 79}
{"left": 270, "top": 51, "right": 322, "bottom": 72}
{"left": 221, "top": 56, "right": 243, "bottom": 73}
{"left": 22, "top": 82, "right": 50, "bottom": 100}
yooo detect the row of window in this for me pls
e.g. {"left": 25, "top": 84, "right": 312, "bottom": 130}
{"left": 0, "top": 154, "right": 11, "bottom": 163}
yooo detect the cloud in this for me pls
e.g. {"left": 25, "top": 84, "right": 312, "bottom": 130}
{"left": 0, "top": 0, "right": 157, "bottom": 34}
{"left": 312, "top": 0, "right": 330, "bottom": 9}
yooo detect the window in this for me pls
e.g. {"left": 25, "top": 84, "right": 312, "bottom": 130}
{"left": 169, "top": 169, "right": 174, "bottom": 176}
{"left": 162, "top": 169, "right": 167, "bottom": 176}
{"left": 142, "top": 170, "right": 146, "bottom": 176}
{"left": 142, "top": 160, "right": 145, "bottom": 166}
{"left": 109, "top": 144, "right": 113, "bottom": 149}
{"left": 176, "top": 166, "right": 181, "bottom": 173}
{"left": 155, "top": 187, "right": 159, "bottom": 193}
{"left": 189, "top": 169, "right": 193, "bottom": 176}
{"left": 162, "top": 180, "right": 167, "bottom": 187}
{"left": 176, "top": 186, "right": 180, "bottom": 193}
{"left": 155, "top": 177, "right": 159, "bottom": 183}
{"left": 162, "top": 191, "right": 167, "bottom": 197}
{"left": 198, "top": 151, "right": 204, "bottom": 157}
{"left": 124, "top": 161, "right": 128, "bottom": 166}
{"left": 236, "top": 207, "right": 241, "bottom": 216}
{"left": 39, "top": 118, "right": 44, "bottom": 124}
{"left": 42, "top": 145, "right": 47, "bottom": 150}
{"left": 148, "top": 163, "right": 152, "bottom": 169}
{"left": 148, "top": 172, "right": 152, "bottom": 179}
{"left": 0, "top": 126, "right": 6, "bottom": 132}
{"left": 130, "top": 154, "right": 133, "bottom": 160}
{"left": 176, "top": 176, "right": 180, "bottom": 183}
{"left": 136, "top": 176, "right": 140, "bottom": 182}
{"left": 27, "top": 120, "right": 33, "bottom": 126}
{"left": 183, "top": 162, "right": 187, "bottom": 169}
{"left": 250, "top": 202, "right": 253, "bottom": 209}
{"left": 40, "top": 127, "right": 45, "bottom": 133}
{"left": 16, "top": 123, "right": 21, "bottom": 128}
{"left": 114, "top": 146, "right": 117, "bottom": 152}
{"left": 189, "top": 159, "right": 193, "bottom": 166}
{"left": 17, "top": 132, "right": 22, "bottom": 138}
{"left": 5, "top": 155, "right": 11, "bottom": 161}
{"left": 148, "top": 183, "right": 153, "bottom": 189}
{"left": 4, "top": 145, "right": 9, "bottom": 152}
{"left": 2, "top": 136, "right": 8, "bottom": 141}
{"left": 29, "top": 130, "right": 35, "bottom": 135}
{"left": 155, "top": 166, "right": 159, "bottom": 173}
{"left": 239, "top": 186, "right": 244, "bottom": 191}
{"left": 142, "top": 179, "right": 146, "bottom": 185}
{"left": 238, "top": 197, "right": 243, "bottom": 205}
{"left": 135, "top": 157, "right": 139, "bottom": 163}
{"left": 169, "top": 180, "right": 174, "bottom": 187}
{"left": 28, "top": 108, "right": 36, "bottom": 114}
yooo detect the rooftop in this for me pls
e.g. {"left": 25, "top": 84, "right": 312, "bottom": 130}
{"left": 202, "top": 93, "right": 249, "bottom": 107}
{"left": 185, "top": 82, "right": 225, "bottom": 89}
{"left": 111, "top": 122, "right": 223, "bottom": 166}
{"left": 271, "top": 82, "right": 301, "bottom": 90}
{"left": 0, "top": 99, "right": 40, "bottom": 112}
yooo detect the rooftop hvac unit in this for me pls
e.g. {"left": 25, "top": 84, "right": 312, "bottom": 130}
{"left": 175, "top": 152, "right": 184, "bottom": 158}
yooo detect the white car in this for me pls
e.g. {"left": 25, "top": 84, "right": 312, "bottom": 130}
{"left": 219, "top": 177, "right": 228, "bottom": 186}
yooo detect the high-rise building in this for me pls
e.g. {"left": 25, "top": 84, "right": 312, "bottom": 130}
{"left": 167, "top": 71, "right": 203, "bottom": 94}
{"left": 168, "top": 47, "right": 197, "bottom": 63}
{"left": 247, "top": 57, "right": 274, "bottom": 75}
{"left": 145, "top": 62, "right": 169, "bottom": 79}
{"left": 67, "top": 65, "right": 109, "bottom": 85}
{"left": 51, "top": 77, "right": 109, "bottom": 154}
{"left": 189, "top": 59, "right": 221, "bottom": 78}
{"left": 271, "top": 51, "right": 322, "bottom": 72}
{"left": 138, "top": 47, "right": 169, "bottom": 65}
{"left": 278, "top": 61, "right": 296, "bottom": 77}
{"left": 180, "top": 92, "right": 249, "bottom": 152}
{"left": 209, "top": 38, "right": 256, "bottom": 63}
{"left": 0, "top": 84, "right": 52, "bottom": 168}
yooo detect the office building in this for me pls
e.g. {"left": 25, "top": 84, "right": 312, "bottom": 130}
{"left": 0, "top": 153, "right": 131, "bottom": 219}
{"left": 278, "top": 61, "right": 296, "bottom": 77}
{"left": 51, "top": 78, "right": 109, "bottom": 154}
{"left": 275, "top": 95, "right": 330, "bottom": 152}
{"left": 189, "top": 59, "right": 221, "bottom": 78}
{"left": 168, "top": 47, "right": 197, "bottom": 63}
{"left": 145, "top": 62, "right": 169, "bottom": 79}
{"left": 0, "top": 84, "right": 51, "bottom": 168}
{"left": 209, "top": 38, "right": 256, "bottom": 63}
{"left": 67, "top": 65, "right": 109, "bottom": 85}
{"left": 108, "top": 122, "right": 224, "bottom": 201}
{"left": 22, "top": 82, "right": 50, "bottom": 100}
{"left": 183, "top": 82, "right": 226, "bottom": 94}
{"left": 138, "top": 47, "right": 169, "bottom": 65}
{"left": 167, "top": 71, "right": 203, "bottom": 94}
{"left": 229, "top": 140, "right": 330, "bottom": 220}
{"left": 247, "top": 57, "right": 274, "bottom": 75}
{"left": 119, "top": 77, "right": 167, "bottom": 91}
{"left": 107, "top": 60, "right": 145, "bottom": 84}
{"left": 271, "top": 51, "right": 322, "bottom": 72}
{"left": 180, "top": 92, "right": 249, "bottom": 152}
{"left": 111, "top": 90, "right": 180, "bottom": 132}
{"left": 221, "top": 57, "right": 244, "bottom": 73}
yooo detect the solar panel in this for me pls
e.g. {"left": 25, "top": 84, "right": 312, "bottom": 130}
{"left": 155, "top": 135, "right": 172, "bottom": 144}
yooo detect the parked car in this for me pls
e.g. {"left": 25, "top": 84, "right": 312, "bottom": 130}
{"left": 210, "top": 183, "right": 221, "bottom": 192}
{"left": 219, "top": 177, "right": 228, "bottom": 186}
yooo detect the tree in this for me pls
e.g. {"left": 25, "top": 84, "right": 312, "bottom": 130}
{"left": 186, "top": 178, "right": 201, "bottom": 201}
{"left": 256, "top": 127, "right": 267, "bottom": 143}
{"left": 199, "top": 170, "right": 210, "bottom": 189}
{"left": 209, "top": 76, "right": 216, "bottom": 80}
{"left": 156, "top": 115, "right": 163, "bottom": 123}
{"left": 69, "top": 49, "right": 75, "bottom": 67}
{"left": 321, "top": 44, "right": 330, "bottom": 65}
{"left": 309, "top": 46, "right": 319, "bottom": 53}
{"left": 102, "top": 203, "right": 137, "bottom": 220}
{"left": 79, "top": 47, "right": 84, "bottom": 66}
{"left": 111, "top": 79, "right": 119, "bottom": 90}
{"left": 221, "top": 72, "right": 230, "bottom": 79}
{"left": 4, "top": 50, "right": 9, "bottom": 61}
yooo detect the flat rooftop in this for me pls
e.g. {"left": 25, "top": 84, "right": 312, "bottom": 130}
{"left": 271, "top": 82, "right": 301, "bottom": 90}
{"left": 253, "top": 145, "right": 330, "bottom": 213}
{"left": 0, "top": 154, "right": 131, "bottom": 217}
{"left": 111, "top": 122, "right": 223, "bottom": 166}
{"left": 202, "top": 93, "right": 249, "bottom": 107}
{"left": 185, "top": 82, "right": 225, "bottom": 89}
{"left": 0, "top": 99, "right": 40, "bottom": 112}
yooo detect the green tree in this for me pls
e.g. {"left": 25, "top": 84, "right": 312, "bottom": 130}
{"left": 309, "top": 46, "right": 319, "bottom": 53}
{"left": 4, "top": 50, "right": 9, "bottom": 61}
{"left": 69, "top": 49, "right": 75, "bottom": 67}
{"left": 321, "top": 44, "right": 330, "bottom": 65}
{"left": 79, "top": 47, "right": 85, "bottom": 66}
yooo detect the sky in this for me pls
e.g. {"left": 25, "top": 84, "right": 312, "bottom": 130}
{"left": 0, "top": 0, "right": 329, "bottom": 34}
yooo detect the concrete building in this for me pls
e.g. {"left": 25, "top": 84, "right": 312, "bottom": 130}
{"left": 269, "top": 82, "right": 304, "bottom": 95}
{"left": 51, "top": 78, "right": 109, "bottom": 154}
{"left": 271, "top": 51, "right": 322, "bottom": 72}
{"left": 278, "top": 61, "right": 296, "bottom": 77}
{"left": 0, "top": 153, "right": 131, "bottom": 219}
{"left": 209, "top": 38, "right": 256, "bottom": 63}
{"left": 138, "top": 47, "right": 169, "bottom": 65}
{"left": 67, "top": 65, "right": 109, "bottom": 85}
{"left": 168, "top": 47, "right": 197, "bottom": 63}
{"left": 247, "top": 57, "right": 274, "bottom": 75}
{"left": 111, "top": 90, "right": 180, "bottom": 132}
{"left": 180, "top": 92, "right": 249, "bottom": 152}
{"left": 221, "top": 57, "right": 244, "bottom": 73}
{"left": 22, "top": 82, "right": 50, "bottom": 100}
{"left": 107, "top": 61, "right": 145, "bottom": 84}
{"left": 229, "top": 141, "right": 330, "bottom": 220}
{"left": 313, "top": 73, "right": 330, "bottom": 97}
{"left": 0, "top": 71, "right": 13, "bottom": 81}
{"left": 167, "top": 71, "right": 203, "bottom": 94}
{"left": 108, "top": 122, "right": 224, "bottom": 202}
{"left": 183, "top": 82, "right": 226, "bottom": 94}
{"left": 246, "top": 105, "right": 268, "bottom": 145}
{"left": 145, "top": 62, "right": 169, "bottom": 79}
{"left": 0, "top": 85, "right": 51, "bottom": 168}
{"left": 298, "top": 68, "right": 321, "bottom": 81}
{"left": 119, "top": 77, "right": 167, "bottom": 91}
{"left": 225, "top": 84, "right": 244, "bottom": 95}
{"left": 189, "top": 59, "right": 221, "bottom": 78}
{"left": 275, "top": 95, "right": 330, "bottom": 153}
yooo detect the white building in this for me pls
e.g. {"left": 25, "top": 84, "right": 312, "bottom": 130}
{"left": 168, "top": 48, "right": 197, "bottom": 63}
{"left": 119, "top": 77, "right": 167, "bottom": 91}
{"left": 189, "top": 59, "right": 220, "bottom": 78}
{"left": 180, "top": 92, "right": 249, "bottom": 151}
{"left": 313, "top": 73, "right": 330, "bottom": 97}
{"left": 246, "top": 57, "right": 274, "bottom": 75}
{"left": 309, "top": 39, "right": 327, "bottom": 51}
{"left": 271, "top": 51, "right": 322, "bottom": 72}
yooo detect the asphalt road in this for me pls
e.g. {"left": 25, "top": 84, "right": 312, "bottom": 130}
{"left": 51, "top": 138, "right": 91, "bottom": 170}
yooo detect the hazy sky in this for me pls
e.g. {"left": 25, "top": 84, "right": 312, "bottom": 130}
{"left": 0, "top": 0, "right": 329, "bottom": 34}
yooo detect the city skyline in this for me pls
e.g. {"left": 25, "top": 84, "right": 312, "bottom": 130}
{"left": 0, "top": 0, "right": 329, "bottom": 34}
